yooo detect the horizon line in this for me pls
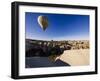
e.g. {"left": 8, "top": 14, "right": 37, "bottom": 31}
{"left": 26, "top": 38, "right": 89, "bottom": 41}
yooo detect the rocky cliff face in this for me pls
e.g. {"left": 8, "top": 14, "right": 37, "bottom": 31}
{"left": 25, "top": 39, "right": 89, "bottom": 57}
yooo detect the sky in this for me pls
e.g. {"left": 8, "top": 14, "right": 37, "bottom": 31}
{"left": 25, "top": 12, "right": 89, "bottom": 41}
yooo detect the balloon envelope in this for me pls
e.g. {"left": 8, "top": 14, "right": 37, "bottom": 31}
{"left": 38, "top": 15, "right": 48, "bottom": 31}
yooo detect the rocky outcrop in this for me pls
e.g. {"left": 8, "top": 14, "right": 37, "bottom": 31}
{"left": 26, "top": 39, "right": 89, "bottom": 57}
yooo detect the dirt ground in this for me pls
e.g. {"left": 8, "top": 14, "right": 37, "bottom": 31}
{"left": 55, "top": 49, "right": 90, "bottom": 66}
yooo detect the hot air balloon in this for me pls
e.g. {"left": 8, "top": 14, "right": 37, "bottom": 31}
{"left": 38, "top": 15, "right": 48, "bottom": 31}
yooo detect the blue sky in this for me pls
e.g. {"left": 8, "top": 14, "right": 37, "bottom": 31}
{"left": 25, "top": 12, "right": 89, "bottom": 40}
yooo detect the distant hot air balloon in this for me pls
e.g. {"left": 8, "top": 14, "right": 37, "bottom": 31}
{"left": 38, "top": 15, "right": 48, "bottom": 31}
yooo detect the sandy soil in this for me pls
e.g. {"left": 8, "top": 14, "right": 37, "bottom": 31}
{"left": 55, "top": 49, "right": 89, "bottom": 66}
